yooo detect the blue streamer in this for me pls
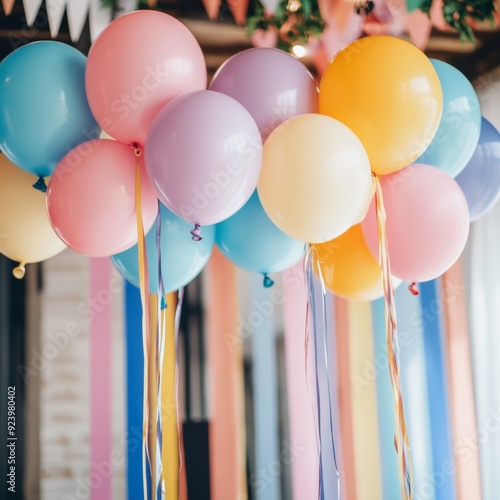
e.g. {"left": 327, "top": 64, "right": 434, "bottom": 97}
{"left": 125, "top": 282, "right": 149, "bottom": 499}
{"left": 252, "top": 273, "right": 281, "bottom": 500}
{"left": 305, "top": 249, "right": 340, "bottom": 500}
{"left": 420, "top": 280, "right": 456, "bottom": 500}
{"left": 372, "top": 298, "right": 400, "bottom": 500}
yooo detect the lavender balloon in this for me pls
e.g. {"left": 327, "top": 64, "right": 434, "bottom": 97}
{"left": 145, "top": 90, "right": 262, "bottom": 229}
{"left": 210, "top": 47, "right": 318, "bottom": 140}
{"left": 455, "top": 118, "right": 500, "bottom": 221}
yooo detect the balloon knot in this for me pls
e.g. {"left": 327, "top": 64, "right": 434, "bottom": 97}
{"left": 263, "top": 274, "right": 274, "bottom": 288}
{"left": 160, "top": 296, "right": 167, "bottom": 310}
{"left": 132, "top": 144, "right": 141, "bottom": 157}
{"left": 32, "top": 177, "right": 47, "bottom": 192}
{"left": 191, "top": 224, "right": 202, "bottom": 241}
{"left": 13, "top": 262, "right": 26, "bottom": 279}
{"left": 408, "top": 282, "right": 419, "bottom": 296}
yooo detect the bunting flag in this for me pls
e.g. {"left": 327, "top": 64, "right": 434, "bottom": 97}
{"left": 1, "top": 0, "right": 15, "bottom": 15}
{"left": 89, "top": 258, "right": 113, "bottom": 500}
{"left": 201, "top": 0, "right": 222, "bottom": 20}
{"left": 227, "top": 0, "right": 249, "bottom": 25}
{"left": 17, "top": 0, "right": 140, "bottom": 42}
{"left": 441, "top": 259, "right": 482, "bottom": 500}
{"left": 205, "top": 249, "right": 247, "bottom": 499}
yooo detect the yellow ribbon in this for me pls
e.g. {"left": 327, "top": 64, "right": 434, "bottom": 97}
{"left": 374, "top": 176, "right": 413, "bottom": 500}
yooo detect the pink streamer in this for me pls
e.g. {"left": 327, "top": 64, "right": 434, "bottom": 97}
{"left": 90, "top": 258, "right": 113, "bottom": 500}
{"left": 283, "top": 263, "right": 319, "bottom": 500}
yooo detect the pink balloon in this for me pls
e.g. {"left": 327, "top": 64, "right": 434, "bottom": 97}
{"left": 209, "top": 48, "right": 317, "bottom": 141}
{"left": 361, "top": 164, "right": 469, "bottom": 282}
{"left": 47, "top": 139, "right": 158, "bottom": 257}
{"left": 145, "top": 90, "right": 262, "bottom": 226}
{"left": 85, "top": 11, "right": 207, "bottom": 146}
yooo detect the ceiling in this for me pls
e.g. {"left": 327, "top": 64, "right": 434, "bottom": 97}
{"left": 1, "top": 0, "right": 500, "bottom": 81}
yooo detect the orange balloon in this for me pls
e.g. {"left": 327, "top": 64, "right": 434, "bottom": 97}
{"left": 314, "top": 224, "right": 384, "bottom": 301}
{"left": 319, "top": 35, "right": 443, "bottom": 175}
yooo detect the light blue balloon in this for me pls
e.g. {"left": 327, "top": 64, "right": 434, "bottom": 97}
{"left": 216, "top": 191, "right": 306, "bottom": 280}
{"left": 0, "top": 41, "right": 99, "bottom": 179}
{"left": 111, "top": 204, "right": 215, "bottom": 294}
{"left": 417, "top": 59, "right": 481, "bottom": 178}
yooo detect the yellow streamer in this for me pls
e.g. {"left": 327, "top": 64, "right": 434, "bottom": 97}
{"left": 135, "top": 149, "right": 152, "bottom": 499}
{"left": 162, "top": 292, "right": 180, "bottom": 499}
{"left": 374, "top": 176, "right": 413, "bottom": 500}
{"left": 348, "top": 301, "right": 383, "bottom": 500}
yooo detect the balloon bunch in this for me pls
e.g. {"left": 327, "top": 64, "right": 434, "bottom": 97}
{"left": 0, "top": 10, "right": 498, "bottom": 294}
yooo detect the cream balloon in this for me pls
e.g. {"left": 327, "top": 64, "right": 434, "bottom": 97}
{"left": 257, "top": 114, "right": 372, "bottom": 244}
{"left": 0, "top": 154, "right": 66, "bottom": 277}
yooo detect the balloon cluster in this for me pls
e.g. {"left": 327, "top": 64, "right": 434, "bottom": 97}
{"left": 0, "top": 12, "right": 498, "bottom": 295}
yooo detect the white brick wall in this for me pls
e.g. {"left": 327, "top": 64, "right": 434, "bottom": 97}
{"left": 39, "top": 250, "right": 125, "bottom": 500}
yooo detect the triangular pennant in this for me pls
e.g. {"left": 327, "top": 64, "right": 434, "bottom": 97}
{"left": 89, "top": 0, "right": 112, "bottom": 41}
{"left": 1, "top": 0, "right": 15, "bottom": 15}
{"left": 66, "top": 0, "right": 90, "bottom": 42}
{"left": 260, "top": 0, "right": 280, "bottom": 13}
{"left": 202, "top": 0, "right": 222, "bottom": 20}
{"left": 22, "top": 0, "right": 43, "bottom": 26}
{"left": 407, "top": 9, "right": 432, "bottom": 50}
{"left": 117, "top": 0, "right": 137, "bottom": 16}
{"left": 46, "top": 0, "right": 67, "bottom": 38}
{"left": 227, "top": 0, "right": 249, "bottom": 24}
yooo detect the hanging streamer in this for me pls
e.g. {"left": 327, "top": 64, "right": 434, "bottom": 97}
{"left": 251, "top": 273, "right": 281, "bottom": 500}
{"left": 161, "top": 291, "right": 181, "bottom": 500}
{"left": 394, "top": 283, "right": 434, "bottom": 499}
{"left": 466, "top": 208, "right": 500, "bottom": 500}
{"left": 205, "top": 249, "right": 247, "bottom": 499}
{"left": 372, "top": 298, "right": 400, "bottom": 500}
{"left": 374, "top": 177, "right": 413, "bottom": 499}
{"left": 283, "top": 263, "right": 319, "bottom": 500}
{"left": 125, "top": 282, "right": 147, "bottom": 499}
{"left": 135, "top": 148, "right": 153, "bottom": 499}
{"left": 305, "top": 247, "right": 340, "bottom": 499}
{"left": 441, "top": 259, "right": 482, "bottom": 500}
{"left": 347, "top": 300, "right": 383, "bottom": 500}
{"left": 420, "top": 280, "right": 455, "bottom": 500}
{"left": 89, "top": 258, "right": 113, "bottom": 500}
{"left": 333, "top": 296, "right": 357, "bottom": 500}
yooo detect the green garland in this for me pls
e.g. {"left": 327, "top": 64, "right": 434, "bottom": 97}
{"left": 246, "top": 0, "right": 327, "bottom": 52}
{"left": 245, "top": 0, "right": 498, "bottom": 48}
{"left": 420, "top": 0, "right": 497, "bottom": 42}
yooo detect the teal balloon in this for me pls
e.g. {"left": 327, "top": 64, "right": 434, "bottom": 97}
{"left": 216, "top": 191, "right": 305, "bottom": 275}
{"left": 0, "top": 41, "right": 99, "bottom": 178}
{"left": 417, "top": 59, "right": 481, "bottom": 178}
{"left": 111, "top": 204, "right": 215, "bottom": 293}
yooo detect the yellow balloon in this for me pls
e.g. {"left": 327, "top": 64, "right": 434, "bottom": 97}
{"left": 314, "top": 224, "right": 400, "bottom": 301}
{"left": 0, "top": 154, "right": 66, "bottom": 277}
{"left": 319, "top": 35, "right": 443, "bottom": 175}
{"left": 257, "top": 114, "right": 372, "bottom": 244}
